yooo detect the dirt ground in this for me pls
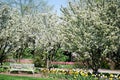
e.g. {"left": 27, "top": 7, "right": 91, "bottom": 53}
{"left": 0, "top": 72, "right": 43, "bottom": 78}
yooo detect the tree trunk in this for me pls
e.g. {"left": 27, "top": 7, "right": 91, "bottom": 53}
{"left": 92, "top": 66, "right": 99, "bottom": 74}
{"left": 91, "top": 47, "right": 102, "bottom": 74}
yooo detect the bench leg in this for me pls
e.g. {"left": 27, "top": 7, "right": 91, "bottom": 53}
{"left": 32, "top": 71, "right": 35, "bottom": 76}
{"left": 9, "top": 71, "right": 11, "bottom": 74}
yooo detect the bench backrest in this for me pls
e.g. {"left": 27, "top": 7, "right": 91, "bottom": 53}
{"left": 10, "top": 63, "right": 34, "bottom": 70}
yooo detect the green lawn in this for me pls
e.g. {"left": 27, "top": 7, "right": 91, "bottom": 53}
{"left": 0, "top": 74, "right": 52, "bottom": 80}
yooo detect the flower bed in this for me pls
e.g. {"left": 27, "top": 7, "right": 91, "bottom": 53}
{"left": 40, "top": 68, "right": 120, "bottom": 80}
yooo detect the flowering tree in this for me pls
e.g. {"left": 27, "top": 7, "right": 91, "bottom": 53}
{"left": 0, "top": 3, "right": 62, "bottom": 67}
{"left": 61, "top": 0, "right": 120, "bottom": 73}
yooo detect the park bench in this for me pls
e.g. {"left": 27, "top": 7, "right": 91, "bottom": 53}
{"left": 9, "top": 63, "right": 34, "bottom": 74}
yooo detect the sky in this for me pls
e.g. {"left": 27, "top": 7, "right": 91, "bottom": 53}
{"left": 48, "top": 0, "right": 68, "bottom": 15}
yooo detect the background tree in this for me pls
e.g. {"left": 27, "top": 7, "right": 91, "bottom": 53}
{"left": 0, "top": 0, "right": 53, "bottom": 16}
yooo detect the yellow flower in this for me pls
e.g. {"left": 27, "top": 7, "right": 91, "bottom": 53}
{"left": 80, "top": 72, "right": 85, "bottom": 76}
{"left": 110, "top": 74, "right": 114, "bottom": 78}
{"left": 109, "top": 78, "right": 113, "bottom": 80}
{"left": 84, "top": 73, "right": 88, "bottom": 77}
{"left": 74, "top": 71, "right": 79, "bottom": 75}
{"left": 118, "top": 76, "right": 120, "bottom": 79}
{"left": 104, "top": 76, "right": 107, "bottom": 78}
{"left": 68, "top": 70, "right": 73, "bottom": 75}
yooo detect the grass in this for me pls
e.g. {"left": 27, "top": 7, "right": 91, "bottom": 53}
{"left": 57, "top": 64, "right": 74, "bottom": 69}
{"left": 51, "top": 64, "right": 87, "bottom": 69}
{"left": 0, "top": 74, "right": 53, "bottom": 80}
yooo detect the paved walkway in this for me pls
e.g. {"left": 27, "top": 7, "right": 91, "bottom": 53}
{"left": 87, "top": 69, "right": 120, "bottom": 74}
{"left": 0, "top": 72, "right": 42, "bottom": 78}
{"left": 98, "top": 69, "right": 120, "bottom": 74}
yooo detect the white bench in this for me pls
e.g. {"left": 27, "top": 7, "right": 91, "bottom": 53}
{"left": 9, "top": 63, "right": 34, "bottom": 74}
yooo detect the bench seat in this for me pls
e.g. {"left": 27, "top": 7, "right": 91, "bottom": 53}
{"left": 9, "top": 63, "right": 34, "bottom": 74}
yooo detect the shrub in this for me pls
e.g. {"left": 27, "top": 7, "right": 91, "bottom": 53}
{"left": 0, "top": 67, "right": 6, "bottom": 72}
{"left": 34, "top": 56, "right": 46, "bottom": 67}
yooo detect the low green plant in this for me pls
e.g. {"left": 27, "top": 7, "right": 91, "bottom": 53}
{"left": 58, "top": 64, "right": 74, "bottom": 69}
{"left": 0, "top": 66, "right": 8, "bottom": 72}
{"left": 2, "top": 62, "right": 10, "bottom": 66}
{"left": 33, "top": 48, "right": 47, "bottom": 68}
{"left": 73, "top": 62, "right": 89, "bottom": 69}
{"left": 50, "top": 64, "right": 58, "bottom": 68}
{"left": 100, "top": 61, "right": 110, "bottom": 69}
{"left": 34, "top": 68, "right": 40, "bottom": 73}
{"left": 0, "top": 67, "right": 5, "bottom": 72}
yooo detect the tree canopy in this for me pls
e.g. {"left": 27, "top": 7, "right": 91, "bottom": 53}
{"left": 0, "top": 0, "right": 119, "bottom": 71}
